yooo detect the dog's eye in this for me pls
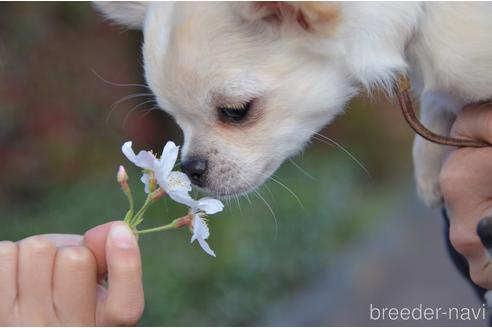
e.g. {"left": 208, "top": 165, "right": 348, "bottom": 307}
{"left": 218, "top": 101, "right": 252, "bottom": 123}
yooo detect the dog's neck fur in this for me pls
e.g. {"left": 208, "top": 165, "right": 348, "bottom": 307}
{"left": 344, "top": 2, "right": 492, "bottom": 106}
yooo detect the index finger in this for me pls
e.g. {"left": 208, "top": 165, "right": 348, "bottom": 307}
{"left": 41, "top": 234, "right": 83, "bottom": 248}
{"left": 83, "top": 221, "right": 119, "bottom": 275}
{"left": 451, "top": 102, "right": 492, "bottom": 144}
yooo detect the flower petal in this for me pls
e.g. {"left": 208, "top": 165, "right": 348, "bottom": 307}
{"left": 122, "top": 141, "right": 137, "bottom": 163}
{"left": 133, "top": 151, "right": 157, "bottom": 170}
{"left": 158, "top": 141, "right": 179, "bottom": 178}
{"left": 192, "top": 214, "right": 210, "bottom": 239}
{"left": 168, "top": 189, "right": 196, "bottom": 208}
{"left": 194, "top": 197, "right": 224, "bottom": 214}
{"left": 140, "top": 173, "right": 152, "bottom": 194}
{"left": 122, "top": 141, "right": 156, "bottom": 170}
{"left": 164, "top": 171, "right": 192, "bottom": 192}
{"left": 190, "top": 215, "right": 215, "bottom": 257}
{"left": 197, "top": 238, "right": 216, "bottom": 257}
{"left": 157, "top": 171, "right": 194, "bottom": 206}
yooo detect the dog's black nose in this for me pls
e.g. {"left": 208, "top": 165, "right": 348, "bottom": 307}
{"left": 181, "top": 158, "right": 208, "bottom": 187}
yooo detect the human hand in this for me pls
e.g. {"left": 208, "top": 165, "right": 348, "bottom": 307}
{"left": 0, "top": 221, "right": 144, "bottom": 326}
{"left": 440, "top": 103, "right": 492, "bottom": 289}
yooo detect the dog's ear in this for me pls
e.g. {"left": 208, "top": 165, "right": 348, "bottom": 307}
{"left": 232, "top": 2, "right": 340, "bottom": 35}
{"left": 93, "top": 1, "right": 149, "bottom": 29}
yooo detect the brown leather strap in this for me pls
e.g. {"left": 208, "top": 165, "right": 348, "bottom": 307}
{"left": 395, "top": 75, "right": 489, "bottom": 148}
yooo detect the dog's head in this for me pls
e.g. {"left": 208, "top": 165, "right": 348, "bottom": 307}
{"left": 96, "top": 2, "right": 415, "bottom": 197}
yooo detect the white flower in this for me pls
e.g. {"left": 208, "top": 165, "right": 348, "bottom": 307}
{"left": 121, "top": 142, "right": 224, "bottom": 214}
{"left": 190, "top": 214, "right": 215, "bottom": 257}
{"left": 121, "top": 140, "right": 225, "bottom": 257}
{"left": 187, "top": 197, "right": 223, "bottom": 256}
{"left": 121, "top": 140, "right": 223, "bottom": 207}
{"left": 122, "top": 140, "right": 188, "bottom": 194}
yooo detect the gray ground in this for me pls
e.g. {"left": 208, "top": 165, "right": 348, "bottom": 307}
{"left": 263, "top": 191, "right": 488, "bottom": 326}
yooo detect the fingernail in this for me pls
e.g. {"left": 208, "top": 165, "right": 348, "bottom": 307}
{"left": 109, "top": 222, "right": 137, "bottom": 249}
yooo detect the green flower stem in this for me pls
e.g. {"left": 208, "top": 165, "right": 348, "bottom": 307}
{"left": 130, "top": 193, "right": 153, "bottom": 227}
{"left": 134, "top": 221, "right": 177, "bottom": 234}
{"left": 126, "top": 171, "right": 157, "bottom": 228}
{"left": 123, "top": 188, "right": 134, "bottom": 220}
{"left": 134, "top": 214, "right": 192, "bottom": 235}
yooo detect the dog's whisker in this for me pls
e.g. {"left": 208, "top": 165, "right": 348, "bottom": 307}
{"left": 216, "top": 180, "right": 231, "bottom": 209}
{"left": 268, "top": 174, "right": 304, "bottom": 209}
{"left": 135, "top": 105, "right": 160, "bottom": 122}
{"left": 226, "top": 192, "right": 233, "bottom": 208}
{"left": 234, "top": 172, "right": 262, "bottom": 207}
{"left": 231, "top": 182, "right": 242, "bottom": 211}
{"left": 235, "top": 171, "right": 278, "bottom": 236}
{"left": 122, "top": 99, "right": 158, "bottom": 128}
{"left": 252, "top": 170, "right": 303, "bottom": 209}
{"left": 224, "top": 176, "right": 237, "bottom": 210}
{"left": 311, "top": 134, "right": 334, "bottom": 147}
{"left": 111, "top": 93, "right": 155, "bottom": 111}
{"left": 253, "top": 188, "right": 278, "bottom": 240}
{"left": 288, "top": 158, "right": 315, "bottom": 180}
{"left": 234, "top": 192, "right": 242, "bottom": 212}
{"left": 90, "top": 68, "right": 150, "bottom": 89}
{"left": 263, "top": 180, "right": 275, "bottom": 199}
{"left": 312, "top": 132, "right": 371, "bottom": 177}
{"left": 235, "top": 168, "right": 274, "bottom": 200}
{"left": 106, "top": 93, "right": 155, "bottom": 122}
{"left": 244, "top": 191, "right": 252, "bottom": 206}
{"left": 141, "top": 105, "right": 160, "bottom": 113}
{"left": 226, "top": 173, "right": 278, "bottom": 239}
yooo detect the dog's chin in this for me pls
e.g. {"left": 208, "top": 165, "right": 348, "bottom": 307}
{"left": 194, "top": 183, "right": 261, "bottom": 200}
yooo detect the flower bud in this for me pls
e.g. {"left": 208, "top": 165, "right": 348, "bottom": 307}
{"left": 117, "top": 165, "right": 128, "bottom": 183}
{"left": 117, "top": 165, "right": 131, "bottom": 194}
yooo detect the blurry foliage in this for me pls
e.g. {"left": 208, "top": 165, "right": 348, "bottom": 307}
{"left": 0, "top": 2, "right": 177, "bottom": 204}
{"left": 0, "top": 3, "right": 415, "bottom": 325}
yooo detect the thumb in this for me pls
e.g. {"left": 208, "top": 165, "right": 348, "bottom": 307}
{"left": 99, "top": 222, "right": 144, "bottom": 326}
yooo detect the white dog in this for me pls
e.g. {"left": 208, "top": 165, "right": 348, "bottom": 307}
{"left": 95, "top": 2, "right": 492, "bottom": 207}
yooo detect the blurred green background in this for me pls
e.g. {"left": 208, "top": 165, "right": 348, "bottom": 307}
{"left": 0, "top": 3, "right": 427, "bottom": 326}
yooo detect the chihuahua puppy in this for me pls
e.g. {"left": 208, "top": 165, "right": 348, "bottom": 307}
{"left": 95, "top": 2, "right": 492, "bottom": 206}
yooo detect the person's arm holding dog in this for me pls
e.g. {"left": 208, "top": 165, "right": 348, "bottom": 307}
{"left": 440, "top": 103, "right": 492, "bottom": 289}
{"left": 0, "top": 221, "right": 144, "bottom": 326}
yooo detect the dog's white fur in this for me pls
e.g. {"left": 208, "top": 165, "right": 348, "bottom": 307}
{"left": 95, "top": 2, "right": 492, "bottom": 205}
